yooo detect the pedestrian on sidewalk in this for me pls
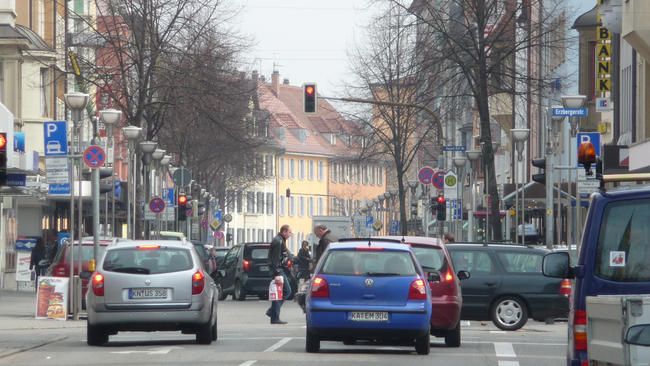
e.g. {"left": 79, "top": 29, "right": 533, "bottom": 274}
{"left": 313, "top": 224, "right": 337, "bottom": 266}
{"left": 266, "top": 224, "right": 293, "bottom": 324}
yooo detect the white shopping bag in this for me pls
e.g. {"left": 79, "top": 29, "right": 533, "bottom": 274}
{"left": 268, "top": 275, "right": 284, "bottom": 301}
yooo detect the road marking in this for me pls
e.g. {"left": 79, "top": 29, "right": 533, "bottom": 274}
{"left": 494, "top": 342, "right": 516, "bottom": 358}
{"left": 263, "top": 337, "right": 292, "bottom": 352}
{"left": 238, "top": 361, "right": 257, "bottom": 366}
{"left": 497, "top": 361, "right": 520, "bottom": 366}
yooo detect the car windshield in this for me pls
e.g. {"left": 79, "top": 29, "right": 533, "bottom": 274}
{"left": 102, "top": 247, "right": 193, "bottom": 274}
{"left": 410, "top": 245, "right": 446, "bottom": 271}
{"left": 321, "top": 250, "right": 417, "bottom": 276}
{"left": 595, "top": 199, "right": 650, "bottom": 282}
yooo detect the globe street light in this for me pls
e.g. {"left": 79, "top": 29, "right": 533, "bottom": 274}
{"left": 511, "top": 128, "right": 530, "bottom": 245}
{"left": 122, "top": 126, "right": 142, "bottom": 239}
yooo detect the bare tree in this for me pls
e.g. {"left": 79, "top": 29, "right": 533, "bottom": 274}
{"left": 346, "top": 4, "right": 443, "bottom": 235}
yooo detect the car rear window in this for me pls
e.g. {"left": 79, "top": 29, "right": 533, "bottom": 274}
{"left": 321, "top": 250, "right": 417, "bottom": 276}
{"left": 497, "top": 252, "right": 543, "bottom": 273}
{"left": 596, "top": 199, "right": 650, "bottom": 282}
{"left": 102, "top": 247, "right": 193, "bottom": 274}
{"left": 245, "top": 246, "right": 269, "bottom": 260}
{"left": 410, "top": 246, "right": 446, "bottom": 271}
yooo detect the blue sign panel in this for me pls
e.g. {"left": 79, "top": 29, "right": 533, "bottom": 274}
{"left": 552, "top": 107, "right": 588, "bottom": 118}
{"left": 576, "top": 132, "right": 601, "bottom": 167}
{"left": 43, "top": 121, "right": 68, "bottom": 156}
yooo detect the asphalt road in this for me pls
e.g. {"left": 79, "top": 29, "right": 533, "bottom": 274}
{"left": 0, "top": 298, "right": 567, "bottom": 366}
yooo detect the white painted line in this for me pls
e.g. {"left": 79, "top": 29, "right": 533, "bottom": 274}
{"left": 497, "top": 361, "right": 520, "bottom": 366}
{"left": 238, "top": 361, "right": 257, "bottom": 366}
{"left": 494, "top": 342, "right": 517, "bottom": 358}
{"left": 263, "top": 337, "right": 292, "bottom": 352}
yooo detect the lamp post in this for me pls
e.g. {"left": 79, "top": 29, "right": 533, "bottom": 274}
{"left": 561, "top": 95, "right": 586, "bottom": 249}
{"left": 452, "top": 155, "right": 467, "bottom": 240}
{"left": 122, "top": 126, "right": 142, "bottom": 239}
{"left": 466, "top": 150, "right": 481, "bottom": 242}
{"left": 512, "top": 129, "right": 530, "bottom": 245}
{"left": 64, "top": 92, "right": 89, "bottom": 320}
{"left": 99, "top": 109, "right": 121, "bottom": 236}
{"left": 139, "top": 141, "right": 158, "bottom": 239}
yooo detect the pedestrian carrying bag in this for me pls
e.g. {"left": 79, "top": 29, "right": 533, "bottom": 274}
{"left": 268, "top": 275, "right": 284, "bottom": 301}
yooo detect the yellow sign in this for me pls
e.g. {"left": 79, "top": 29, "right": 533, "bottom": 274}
{"left": 596, "top": 44, "right": 611, "bottom": 59}
{"left": 597, "top": 77, "right": 611, "bottom": 92}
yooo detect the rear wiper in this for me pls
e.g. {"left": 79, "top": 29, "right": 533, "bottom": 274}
{"left": 111, "top": 267, "right": 151, "bottom": 274}
{"left": 364, "top": 272, "right": 401, "bottom": 277}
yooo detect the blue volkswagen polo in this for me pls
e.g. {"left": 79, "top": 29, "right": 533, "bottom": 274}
{"left": 305, "top": 240, "right": 432, "bottom": 354}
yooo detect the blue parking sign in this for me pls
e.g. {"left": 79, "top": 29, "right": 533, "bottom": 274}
{"left": 43, "top": 121, "right": 68, "bottom": 156}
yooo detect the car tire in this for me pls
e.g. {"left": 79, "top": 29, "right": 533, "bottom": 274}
{"left": 234, "top": 280, "right": 246, "bottom": 301}
{"left": 491, "top": 296, "right": 528, "bottom": 331}
{"left": 306, "top": 328, "right": 320, "bottom": 353}
{"left": 444, "top": 322, "right": 461, "bottom": 347}
{"left": 415, "top": 331, "right": 430, "bottom": 355}
{"left": 217, "top": 283, "right": 227, "bottom": 301}
{"left": 87, "top": 323, "right": 108, "bottom": 346}
{"left": 196, "top": 317, "right": 213, "bottom": 344}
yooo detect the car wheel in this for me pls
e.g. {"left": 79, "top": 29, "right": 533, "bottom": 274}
{"left": 306, "top": 328, "right": 320, "bottom": 353}
{"left": 87, "top": 323, "right": 108, "bottom": 346}
{"left": 491, "top": 296, "right": 528, "bottom": 331}
{"left": 234, "top": 280, "right": 246, "bottom": 301}
{"left": 196, "top": 317, "right": 213, "bottom": 344}
{"left": 415, "top": 331, "right": 430, "bottom": 355}
{"left": 217, "top": 283, "right": 227, "bottom": 301}
{"left": 444, "top": 322, "right": 461, "bottom": 347}
{"left": 211, "top": 310, "right": 218, "bottom": 341}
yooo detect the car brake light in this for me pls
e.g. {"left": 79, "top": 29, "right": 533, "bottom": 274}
{"left": 137, "top": 244, "right": 161, "bottom": 250}
{"left": 355, "top": 246, "right": 385, "bottom": 251}
{"left": 408, "top": 279, "right": 427, "bottom": 300}
{"left": 560, "top": 279, "right": 572, "bottom": 297}
{"left": 242, "top": 259, "right": 251, "bottom": 272}
{"left": 92, "top": 273, "right": 104, "bottom": 296}
{"left": 311, "top": 276, "right": 329, "bottom": 298}
{"left": 574, "top": 309, "right": 588, "bottom": 352}
{"left": 192, "top": 271, "right": 205, "bottom": 295}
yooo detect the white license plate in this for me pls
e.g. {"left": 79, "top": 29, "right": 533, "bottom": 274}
{"left": 128, "top": 288, "right": 168, "bottom": 299}
{"left": 350, "top": 312, "right": 389, "bottom": 322}
{"left": 259, "top": 266, "right": 269, "bottom": 272}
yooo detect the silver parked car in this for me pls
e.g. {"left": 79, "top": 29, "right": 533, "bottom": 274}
{"left": 86, "top": 240, "right": 218, "bottom": 345}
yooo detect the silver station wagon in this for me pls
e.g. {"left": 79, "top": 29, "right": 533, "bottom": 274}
{"left": 86, "top": 240, "right": 218, "bottom": 345}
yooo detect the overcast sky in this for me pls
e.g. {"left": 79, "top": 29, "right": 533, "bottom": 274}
{"left": 232, "top": 0, "right": 375, "bottom": 97}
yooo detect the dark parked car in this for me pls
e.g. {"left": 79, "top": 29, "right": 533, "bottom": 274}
{"left": 215, "top": 242, "right": 296, "bottom": 301}
{"left": 447, "top": 243, "right": 569, "bottom": 330}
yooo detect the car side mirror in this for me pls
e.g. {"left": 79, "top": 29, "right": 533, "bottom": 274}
{"left": 217, "top": 270, "right": 226, "bottom": 278}
{"left": 625, "top": 324, "right": 650, "bottom": 347}
{"left": 427, "top": 271, "right": 441, "bottom": 282}
{"left": 457, "top": 270, "right": 471, "bottom": 280}
{"left": 542, "top": 252, "right": 572, "bottom": 278}
{"left": 79, "top": 271, "right": 92, "bottom": 280}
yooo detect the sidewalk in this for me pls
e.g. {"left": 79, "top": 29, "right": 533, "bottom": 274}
{"left": 0, "top": 289, "right": 83, "bottom": 359}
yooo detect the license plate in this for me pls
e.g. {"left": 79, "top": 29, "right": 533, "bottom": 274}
{"left": 128, "top": 288, "right": 168, "bottom": 299}
{"left": 350, "top": 312, "right": 389, "bottom": 322}
{"left": 259, "top": 266, "right": 269, "bottom": 272}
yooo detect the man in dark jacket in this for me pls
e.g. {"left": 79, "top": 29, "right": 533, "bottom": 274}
{"left": 313, "top": 224, "right": 337, "bottom": 265}
{"left": 266, "top": 224, "right": 292, "bottom": 324}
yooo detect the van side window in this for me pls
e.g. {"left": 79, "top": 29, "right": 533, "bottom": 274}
{"left": 595, "top": 199, "right": 650, "bottom": 282}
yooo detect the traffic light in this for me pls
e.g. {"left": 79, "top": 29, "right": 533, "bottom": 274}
{"left": 178, "top": 194, "right": 188, "bottom": 221}
{"left": 286, "top": 188, "right": 291, "bottom": 198}
{"left": 0, "top": 133, "right": 6, "bottom": 186}
{"left": 303, "top": 83, "right": 317, "bottom": 113}
{"left": 436, "top": 195, "right": 446, "bottom": 221}
{"left": 531, "top": 158, "right": 546, "bottom": 185}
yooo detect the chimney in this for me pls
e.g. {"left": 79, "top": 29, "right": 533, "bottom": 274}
{"left": 272, "top": 71, "right": 280, "bottom": 96}
{"left": 283, "top": 78, "right": 290, "bottom": 85}
{"left": 252, "top": 70, "right": 259, "bottom": 83}
{"left": 0, "top": 0, "right": 16, "bottom": 27}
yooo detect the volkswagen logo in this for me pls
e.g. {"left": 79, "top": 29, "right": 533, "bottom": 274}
{"left": 364, "top": 278, "right": 374, "bottom": 287}
{"left": 144, "top": 279, "right": 151, "bottom": 286}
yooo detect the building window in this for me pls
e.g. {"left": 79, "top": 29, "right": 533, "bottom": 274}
{"left": 299, "top": 159, "right": 305, "bottom": 180}
{"left": 257, "top": 192, "right": 264, "bottom": 213}
{"left": 308, "top": 160, "right": 314, "bottom": 180}
{"left": 318, "top": 197, "right": 324, "bottom": 215}
{"left": 309, "top": 197, "right": 314, "bottom": 217}
{"left": 40, "top": 68, "right": 50, "bottom": 117}
{"left": 279, "top": 196, "right": 285, "bottom": 216}
{"left": 236, "top": 191, "right": 243, "bottom": 213}
{"left": 318, "top": 161, "right": 324, "bottom": 181}
{"left": 247, "top": 192, "right": 255, "bottom": 213}
{"left": 299, "top": 197, "right": 305, "bottom": 216}
{"left": 266, "top": 193, "right": 274, "bottom": 214}
{"left": 289, "top": 197, "right": 295, "bottom": 216}
{"left": 279, "top": 158, "right": 285, "bottom": 178}
{"left": 289, "top": 159, "right": 295, "bottom": 179}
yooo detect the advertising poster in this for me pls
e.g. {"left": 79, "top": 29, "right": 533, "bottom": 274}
{"left": 35, "top": 277, "right": 68, "bottom": 320}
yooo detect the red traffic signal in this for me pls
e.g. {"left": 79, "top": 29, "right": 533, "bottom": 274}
{"left": 303, "top": 83, "right": 317, "bottom": 113}
{"left": 178, "top": 195, "right": 188, "bottom": 206}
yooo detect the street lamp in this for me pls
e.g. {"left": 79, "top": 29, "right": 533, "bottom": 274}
{"left": 63, "top": 92, "right": 89, "bottom": 321}
{"left": 99, "top": 109, "right": 121, "bottom": 236}
{"left": 511, "top": 128, "right": 530, "bottom": 245}
{"left": 562, "top": 94, "right": 587, "bottom": 249}
{"left": 139, "top": 141, "right": 158, "bottom": 239}
{"left": 122, "top": 126, "right": 142, "bottom": 239}
{"left": 466, "top": 150, "right": 481, "bottom": 241}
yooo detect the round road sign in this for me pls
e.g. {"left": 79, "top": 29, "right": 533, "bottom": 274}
{"left": 83, "top": 145, "right": 106, "bottom": 168}
{"left": 148, "top": 197, "right": 166, "bottom": 213}
{"left": 417, "top": 166, "right": 435, "bottom": 185}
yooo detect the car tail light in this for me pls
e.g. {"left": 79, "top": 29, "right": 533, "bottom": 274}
{"left": 91, "top": 273, "right": 104, "bottom": 296}
{"left": 242, "top": 259, "right": 251, "bottom": 272}
{"left": 192, "top": 271, "right": 205, "bottom": 295}
{"left": 560, "top": 279, "right": 572, "bottom": 297}
{"left": 574, "top": 309, "right": 588, "bottom": 352}
{"left": 408, "top": 279, "right": 427, "bottom": 300}
{"left": 52, "top": 264, "right": 67, "bottom": 277}
{"left": 310, "top": 276, "right": 329, "bottom": 298}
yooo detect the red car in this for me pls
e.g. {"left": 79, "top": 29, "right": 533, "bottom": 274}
{"left": 379, "top": 236, "right": 469, "bottom": 347}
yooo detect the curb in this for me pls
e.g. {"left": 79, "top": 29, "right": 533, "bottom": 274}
{"left": 0, "top": 335, "right": 67, "bottom": 360}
